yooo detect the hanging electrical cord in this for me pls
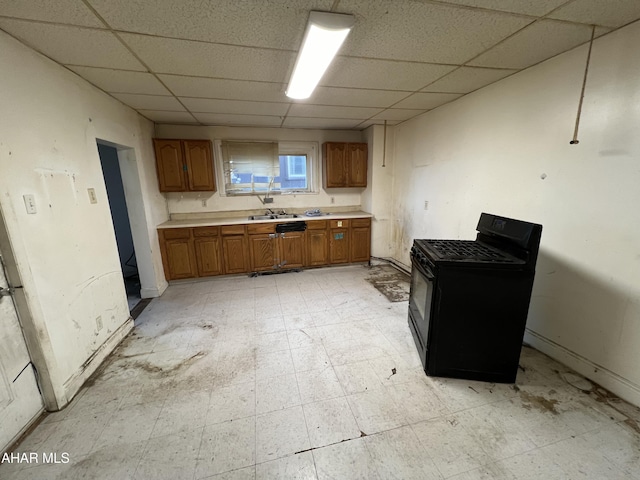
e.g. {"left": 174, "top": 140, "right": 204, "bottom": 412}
{"left": 570, "top": 25, "right": 596, "bottom": 145}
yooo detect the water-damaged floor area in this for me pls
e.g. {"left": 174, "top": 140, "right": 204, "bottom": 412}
{"left": 2, "top": 265, "right": 640, "bottom": 479}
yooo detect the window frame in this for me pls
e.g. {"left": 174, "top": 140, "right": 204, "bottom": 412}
{"left": 215, "top": 140, "right": 319, "bottom": 197}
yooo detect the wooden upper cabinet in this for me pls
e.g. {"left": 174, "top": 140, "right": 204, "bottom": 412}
{"left": 324, "top": 142, "right": 348, "bottom": 187}
{"left": 348, "top": 143, "right": 368, "bottom": 187}
{"left": 323, "top": 142, "right": 368, "bottom": 188}
{"left": 154, "top": 139, "right": 216, "bottom": 192}
{"left": 154, "top": 140, "right": 186, "bottom": 191}
{"left": 184, "top": 140, "right": 216, "bottom": 191}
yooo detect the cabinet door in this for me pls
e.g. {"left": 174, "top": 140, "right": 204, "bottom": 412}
{"left": 279, "top": 231, "right": 305, "bottom": 269}
{"left": 350, "top": 227, "right": 371, "bottom": 263}
{"left": 194, "top": 236, "right": 223, "bottom": 277}
{"left": 154, "top": 139, "right": 186, "bottom": 192}
{"left": 222, "top": 235, "right": 249, "bottom": 274}
{"left": 184, "top": 140, "right": 216, "bottom": 191}
{"left": 306, "top": 229, "right": 329, "bottom": 267}
{"left": 249, "top": 234, "right": 276, "bottom": 272}
{"left": 163, "top": 239, "right": 197, "bottom": 280}
{"left": 324, "top": 142, "right": 347, "bottom": 188}
{"left": 329, "top": 228, "right": 350, "bottom": 264}
{"left": 348, "top": 143, "right": 368, "bottom": 187}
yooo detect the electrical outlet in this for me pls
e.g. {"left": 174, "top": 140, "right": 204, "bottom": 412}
{"left": 23, "top": 194, "right": 37, "bottom": 214}
{"left": 96, "top": 316, "right": 103, "bottom": 331}
{"left": 88, "top": 188, "right": 98, "bottom": 204}
{"left": 424, "top": 200, "right": 429, "bottom": 210}
{"left": 202, "top": 199, "right": 207, "bottom": 207}
{"left": 330, "top": 197, "right": 335, "bottom": 204}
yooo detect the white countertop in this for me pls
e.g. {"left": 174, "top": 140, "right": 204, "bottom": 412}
{"left": 157, "top": 211, "right": 372, "bottom": 229}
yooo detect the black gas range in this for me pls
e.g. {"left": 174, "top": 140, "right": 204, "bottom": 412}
{"left": 408, "top": 213, "right": 542, "bottom": 383}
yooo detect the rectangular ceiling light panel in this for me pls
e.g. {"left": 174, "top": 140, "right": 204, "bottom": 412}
{"left": 286, "top": 11, "right": 355, "bottom": 100}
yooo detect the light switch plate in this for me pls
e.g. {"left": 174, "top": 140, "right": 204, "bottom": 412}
{"left": 87, "top": 188, "right": 97, "bottom": 204}
{"left": 23, "top": 194, "right": 37, "bottom": 214}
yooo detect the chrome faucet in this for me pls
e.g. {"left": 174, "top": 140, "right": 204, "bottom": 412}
{"left": 278, "top": 209, "right": 287, "bottom": 215}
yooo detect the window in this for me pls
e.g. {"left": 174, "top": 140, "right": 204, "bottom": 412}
{"left": 218, "top": 141, "right": 317, "bottom": 196}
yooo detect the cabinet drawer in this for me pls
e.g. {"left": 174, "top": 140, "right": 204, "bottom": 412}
{"left": 193, "top": 226, "right": 219, "bottom": 237}
{"left": 221, "top": 225, "right": 246, "bottom": 235}
{"left": 329, "top": 219, "right": 350, "bottom": 229}
{"left": 351, "top": 218, "right": 371, "bottom": 228}
{"left": 306, "top": 220, "right": 327, "bottom": 230}
{"left": 161, "top": 228, "right": 191, "bottom": 240}
{"left": 247, "top": 223, "right": 275, "bottom": 234}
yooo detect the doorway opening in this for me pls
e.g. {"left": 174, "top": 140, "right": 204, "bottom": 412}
{"left": 97, "top": 143, "right": 141, "bottom": 312}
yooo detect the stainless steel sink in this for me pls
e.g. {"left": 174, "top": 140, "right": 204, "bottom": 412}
{"left": 248, "top": 215, "right": 274, "bottom": 220}
{"left": 273, "top": 214, "right": 299, "bottom": 219}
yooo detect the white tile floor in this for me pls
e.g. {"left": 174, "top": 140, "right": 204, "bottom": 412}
{"left": 3, "top": 265, "right": 640, "bottom": 480}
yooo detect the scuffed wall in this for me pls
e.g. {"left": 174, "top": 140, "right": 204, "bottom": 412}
{"left": 0, "top": 31, "right": 166, "bottom": 408}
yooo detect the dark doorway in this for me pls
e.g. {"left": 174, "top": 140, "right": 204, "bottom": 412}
{"left": 97, "top": 143, "right": 141, "bottom": 311}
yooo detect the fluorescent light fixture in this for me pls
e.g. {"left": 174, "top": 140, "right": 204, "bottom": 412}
{"left": 286, "top": 11, "right": 355, "bottom": 100}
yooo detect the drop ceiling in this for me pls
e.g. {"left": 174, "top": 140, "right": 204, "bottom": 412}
{"left": 1, "top": 0, "right": 639, "bottom": 130}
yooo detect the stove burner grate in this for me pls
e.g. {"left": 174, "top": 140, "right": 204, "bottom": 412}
{"left": 427, "top": 240, "right": 513, "bottom": 262}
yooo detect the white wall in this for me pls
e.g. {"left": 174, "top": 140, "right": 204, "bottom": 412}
{"left": 362, "top": 125, "right": 395, "bottom": 260}
{"left": 0, "top": 31, "right": 167, "bottom": 408}
{"left": 391, "top": 22, "right": 640, "bottom": 405}
{"left": 154, "top": 124, "right": 364, "bottom": 215}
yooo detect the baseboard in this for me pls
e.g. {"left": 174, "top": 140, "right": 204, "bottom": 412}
{"left": 524, "top": 328, "right": 640, "bottom": 408}
{"left": 140, "top": 281, "right": 167, "bottom": 299}
{"left": 60, "top": 317, "right": 133, "bottom": 408}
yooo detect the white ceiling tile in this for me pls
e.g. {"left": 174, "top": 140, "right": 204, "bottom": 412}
{"left": 548, "top": 0, "right": 640, "bottom": 29}
{"left": 67, "top": 67, "right": 171, "bottom": 94}
{"left": 138, "top": 110, "right": 197, "bottom": 123}
{"left": 88, "top": 0, "right": 332, "bottom": 50}
{"left": 468, "top": 19, "right": 594, "bottom": 69}
{"left": 111, "top": 93, "right": 185, "bottom": 111}
{"left": 370, "top": 109, "right": 425, "bottom": 122}
{"left": 0, "top": 0, "right": 103, "bottom": 27}
{"left": 435, "top": 0, "right": 568, "bottom": 17}
{"left": 339, "top": 0, "right": 532, "bottom": 63}
{"left": 120, "top": 33, "right": 295, "bottom": 81}
{"left": 323, "top": 57, "right": 457, "bottom": 91}
{"left": 0, "top": 20, "right": 145, "bottom": 70}
{"left": 392, "top": 93, "right": 463, "bottom": 110}
{"left": 181, "top": 98, "right": 289, "bottom": 116}
{"left": 287, "top": 104, "right": 383, "bottom": 119}
{"left": 422, "top": 66, "right": 516, "bottom": 93}
{"left": 193, "top": 113, "right": 283, "bottom": 127}
{"left": 282, "top": 117, "right": 364, "bottom": 129}
{"left": 307, "top": 87, "right": 408, "bottom": 108}
{"left": 158, "top": 75, "right": 287, "bottom": 102}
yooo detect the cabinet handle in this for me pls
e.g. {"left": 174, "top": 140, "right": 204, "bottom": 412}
{"left": 268, "top": 233, "right": 277, "bottom": 239}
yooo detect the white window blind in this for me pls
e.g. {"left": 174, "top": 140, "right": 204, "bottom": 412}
{"left": 219, "top": 141, "right": 316, "bottom": 196}
{"left": 221, "top": 141, "right": 279, "bottom": 194}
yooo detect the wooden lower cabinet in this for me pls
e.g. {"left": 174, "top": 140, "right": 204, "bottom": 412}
{"left": 159, "top": 228, "right": 197, "bottom": 280}
{"left": 350, "top": 218, "right": 371, "bottom": 263}
{"left": 279, "top": 231, "right": 305, "bottom": 269}
{"left": 306, "top": 221, "right": 329, "bottom": 267}
{"left": 159, "top": 217, "right": 370, "bottom": 280}
{"left": 329, "top": 220, "right": 350, "bottom": 264}
{"left": 219, "top": 225, "right": 248, "bottom": 275}
{"left": 194, "top": 237, "right": 223, "bottom": 277}
{"left": 249, "top": 233, "right": 277, "bottom": 272}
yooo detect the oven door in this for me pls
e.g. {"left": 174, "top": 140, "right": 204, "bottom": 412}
{"left": 408, "top": 256, "right": 435, "bottom": 363}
